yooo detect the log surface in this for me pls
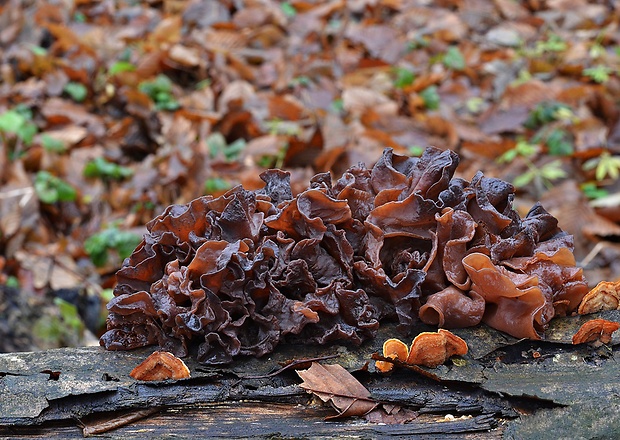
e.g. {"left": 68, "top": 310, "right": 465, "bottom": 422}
{"left": 1, "top": 312, "right": 620, "bottom": 438}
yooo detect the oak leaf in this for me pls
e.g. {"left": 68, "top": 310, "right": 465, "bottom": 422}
{"left": 296, "top": 362, "right": 378, "bottom": 419}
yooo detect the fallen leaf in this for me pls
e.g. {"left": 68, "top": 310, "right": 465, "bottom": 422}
{"left": 296, "top": 362, "right": 378, "bottom": 419}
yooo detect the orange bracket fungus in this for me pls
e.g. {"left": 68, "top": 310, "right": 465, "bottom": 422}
{"left": 375, "top": 329, "right": 468, "bottom": 371}
{"left": 375, "top": 338, "right": 409, "bottom": 373}
{"left": 130, "top": 351, "right": 191, "bottom": 381}
{"left": 101, "top": 147, "right": 588, "bottom": 364}
{"left": 577, "top": 281, "right": 620, "bottom": 315}
{"left": 407, "top": 329, "right": 468, "bottom": 368}
{"left": 571, "top": 319, "right": 620, "bottom": 346}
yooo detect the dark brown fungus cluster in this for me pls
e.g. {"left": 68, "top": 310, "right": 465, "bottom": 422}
{"left": 101, "top": 147, "right": 589, "bottom": 364}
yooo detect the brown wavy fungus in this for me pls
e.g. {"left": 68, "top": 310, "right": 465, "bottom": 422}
{"left": 100, "top": 147, "right": 589, "bottom": 364}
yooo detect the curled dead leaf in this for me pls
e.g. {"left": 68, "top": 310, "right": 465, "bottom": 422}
{"left": 297, "top": 362, "right": 378, "bottom": 419}
{"left": 577, "top": 281, "right": 620, "bottom": 315}
{"left": 572, "top": 319, "right": 620, "bottom": 346}
{"left": 130, "top": 351, "right": 190, "bottom": 381}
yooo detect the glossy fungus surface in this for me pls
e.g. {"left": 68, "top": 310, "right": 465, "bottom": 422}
{"left": 572, "top": 319, "right": 620, "bottom": 346}
{"left": 101, "top": 147, "right": 588, "bottom": 363}
{"left": 130, "top": 351, "right": 191, "bottom": 381}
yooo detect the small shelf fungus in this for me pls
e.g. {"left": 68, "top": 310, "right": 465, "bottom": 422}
{"left": 375, "top": 330, "right": 468, "bottom": 371}
{"left": 101, "top": 147, "right": 589, "bottom": 364}
{"left": 572, "top": 319, "right": 620, "bottom": 346}
{"left": 577, "top": 280, "right": 620, "bottom": 314}
{"left": 130, "top": 351, "right": 191, "bottom": 381}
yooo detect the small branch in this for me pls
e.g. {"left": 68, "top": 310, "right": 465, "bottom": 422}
{"left": 81, "top": 407, "right": 162, "bottom": 437}
{"left": 578, "top": 241, "right": 606, "bottom": 268}
{"left": 238, "top": 354, "right": 341, "bottom": 380}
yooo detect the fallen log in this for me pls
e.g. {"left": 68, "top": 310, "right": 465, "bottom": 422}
{"left": 1, "top": 312, "right": 619, "bottom": 438}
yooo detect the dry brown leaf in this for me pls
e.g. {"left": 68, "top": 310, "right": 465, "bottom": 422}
{"left": 297, "top": 362, "right": 378, "bottom": 419}
{"left": 167, "top": 44, "right": 203, "bottom": 68}
{"left": 4, "top": 0, "right": 620, "bottom": 358}
{"left": 364, "top": 405, "right": 419, "bottom": 424}
{"left": 541, "top": 181, "right": 620, "bottom": 259}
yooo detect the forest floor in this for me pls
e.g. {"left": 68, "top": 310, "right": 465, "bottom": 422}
{"left": 1, "top": 0, "right": 620, "bottom": 351}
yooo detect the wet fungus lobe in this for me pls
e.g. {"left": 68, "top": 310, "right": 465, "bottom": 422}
{"left": 130, "top": 351, "right": 191, "bottom": 381}
{"left": 375, "top": 330, "right": 468, "bottom": 371}
{"left": 572, "top": 319, "right": 620, "bottom": 346}
{"left": 101, "top": 147, "right": 588, "bottom": 364}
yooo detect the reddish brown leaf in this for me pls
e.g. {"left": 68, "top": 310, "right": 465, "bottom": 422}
{"left": 297, "top": 363, "right": 378, "bottom": 419}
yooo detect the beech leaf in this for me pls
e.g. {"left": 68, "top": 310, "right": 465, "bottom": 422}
{"left": 296, "top": 363, "right": 378, "bottom": 419}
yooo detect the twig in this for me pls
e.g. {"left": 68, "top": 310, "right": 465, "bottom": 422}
{"left": 578, "top": 241, "right": 606, "bottom": 269}
{"left": 81, "top": 407, "right": 162, "bottom": 437}
{"left": 238, "top": 354, "right": 341, "bottom": 380}
{"left": 0, "top": 186, "right": 34, "bottom": 202}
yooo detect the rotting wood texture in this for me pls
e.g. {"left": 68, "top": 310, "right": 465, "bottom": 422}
{"left": 1, "top": 312, "right": 620, "bottom": 438}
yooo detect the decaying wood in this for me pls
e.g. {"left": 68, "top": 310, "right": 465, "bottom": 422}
{"left": 1, "top": 312, "right": 620, "bottom": 438}
{"left": 2, "top": 403, "right": 504, "bottom": 439}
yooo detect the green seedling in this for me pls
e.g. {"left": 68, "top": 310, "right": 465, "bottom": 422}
{"left": 257, "top": 144, "right": 287, "bottom": 169}
{"left": 63, "top": 82, "right": 88, "bottom": 102}
{"left": 524, "top": 102, "right": 575, "bottom": 129}
{"left": 73, "top": 11, "right": 87, "bottom": 23}
{"left": 207, "top": 132, "right": 247, "bottom": 162}
{"left": 393, "top": 67, "right": 415, "bottom": 89}
{"left": 420, "top": 86, "right": 440, "bottom": 110}
{"left": 407, "top": 36, "right": 430, "bottom": 51}
{"left": 33, "top": 298, "right": 85, "bottom": 348}
{"left": 34, "top": 171, "right": 77, "bottom": 204}
{"left": 465, "top": 97, "right": 484, "bottom": 114}
{"left": 41, "top": 134, "right": 67, "bottom": 153}
{"left": 204, "top": 177, "right": 232, "bottom": 194}
{"left": 532, "top": 128, "right": 574, "bottom": 156}
{"left": 533, "top": 34, "right": 567, "bottom": 55}
{"left": 583, "top": 65, "right": 613, "bottom": 83}
{"left": 109, "top": 61, "right": 136, "bottom": 75}
{"left": 84, "top": 157, "right": 133, "bottom": 180}
{"left": 408, "top": 146, "right": 425, "bottom": 157}
{"left": 0, "top": 105, "right": 38, "bottom": 147}
{"left": 281, "top": 2, "right": 296, "bottom": 17}
{"left": 589, "top": 43, "right": 606, "bottom": 59}
{"left": 443, "top": 46, "right": 465, "bottom": 71}
{"left": 583, "top": 152, "right": 620, "bottom": 181}
{"left": 330, "top": 98, "right": 344, "bottom": 114}
{"left": 497, "top": 139, "right": 538, "bottom": 164}
{"left": 580, "top": 182, "right": 608, "bottom": 200}
{"left": 84, "top": 225, "right": 142, "bottom": 267}
{"left": 289, "top": 76, "right": 311, "bottom": 88}
{"left": 4, "top": 276, "right": 19, "bottom": 289}
{"left": 29, "top": 45, "right": 47, "bottom": 56}
{"left": 139, "top": 74, "right": 180, "bottom": 111}
{"left": 513, "top": 160, "right": 566, "bottom": 189}
{"left": 265, "top": 119, "right": 302, "bottom": 136}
